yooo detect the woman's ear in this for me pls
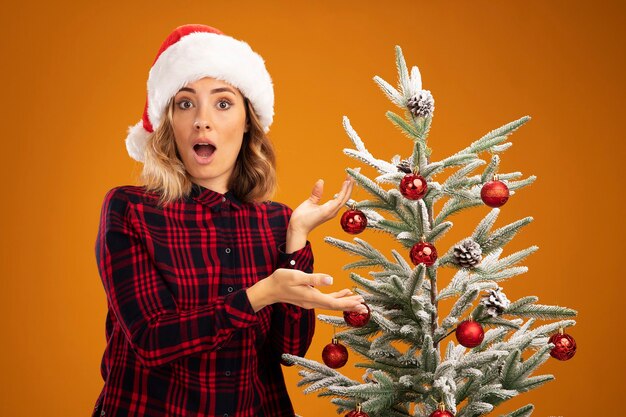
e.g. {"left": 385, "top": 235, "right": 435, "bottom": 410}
{"left": 244, "top": 119, "right": 250, "bottom": 133}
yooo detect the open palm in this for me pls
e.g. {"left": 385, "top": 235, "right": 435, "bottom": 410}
{"left": 289, "top": 175, "right": 356, "bottom": 234}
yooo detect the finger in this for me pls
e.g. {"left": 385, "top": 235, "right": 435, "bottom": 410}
{"left": 309, "top": 179, "right": 324, "bottom": 204}
{"left": 331, "top": 179, "right": 349, "bottom": 203}
{"left": 325, "top": 180, "right": 350, "bottom": 213}
{"left": 327, "top": 295, "right": 366, "bottom": 311}
{"left": 342, "top": 177, "right": 354, "bottom": 199}
{"left": 331, "top": 179, "right": 354, "bottom": 215}
{"left": 301, "top": 273, "right": 333, "bottom": 287}
{"left": 338, "top": 180, "right": 354, "bottom": 209}
{"left": 344, "top": 302, "right": 369, "bottom": 314}
{"left": 338, "top": 178, "right": 350, "bottom": 198}
{"left": 344, "top": 175, "right": 355, "bottom": 194}
{"left": 327, "top": 289, "right": 353, "bottom": 298}
{"left": 309, "top": 293, "right": 365, "bottom": 311}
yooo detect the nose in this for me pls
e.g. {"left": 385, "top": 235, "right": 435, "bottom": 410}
{"left": 193, "top": 104, "right": 213, "bottom": 131}
{"left": 194, "top": 119, "right": 210, "bottom": 130}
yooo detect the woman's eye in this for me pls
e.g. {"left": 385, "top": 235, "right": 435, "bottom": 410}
{"left": 217, "top": 99, "right": 232, "bottom": 110}
{"left": 177, "top": 100, "right": 193, "bottom": 110}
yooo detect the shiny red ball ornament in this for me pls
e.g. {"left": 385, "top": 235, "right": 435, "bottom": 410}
{"left": 400, "top": 172, "right": 428, "bottom": 200}
{"left": 345, "top": 412, "right": 369, "bottom": 417}
{"left": 344, "top": 303, "right": 371, "bottom": 327}
{"left": 429, "top": 404, "right": 454, "bottom": 417}
{"left": 322, "top": 338, "right": 349, "bottom": 368}
{"left": 549, "top": 331, "right": 577, "bottom": 361}
{"left": 429, "top": 410, "right": 454, "bottom": 417}
{"left": 410, "top": 241, "right": 438, "bottom": 266}
{"left": 346, "top": 404, "right": 369, "bottom": 417}
{"left": 429, "top": 411, "right": 454, "bottom": 417}
{"left": 341, "top": 209, "right": 368, "bottom": 234}
{"left": 455, "top": 319, "right": 484, "bottom": 348}
{"left": 480, "top": 179, "right": 510, "bottom": 208}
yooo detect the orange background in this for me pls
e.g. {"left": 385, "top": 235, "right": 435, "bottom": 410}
{"left": 1, "top": 1, "right": 623, "bottom": 416}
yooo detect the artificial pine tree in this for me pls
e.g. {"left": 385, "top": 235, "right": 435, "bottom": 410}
{"left": 283, "top": 46, "right": 578, "bottom": 417}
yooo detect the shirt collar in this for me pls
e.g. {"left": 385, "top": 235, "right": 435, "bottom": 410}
{"left": 189, "top": 182, "right": 243, "bottom": 210}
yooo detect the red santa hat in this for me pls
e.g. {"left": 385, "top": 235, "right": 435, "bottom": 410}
{"left": 125, "top": 24, "right": 274, "bottom": 162}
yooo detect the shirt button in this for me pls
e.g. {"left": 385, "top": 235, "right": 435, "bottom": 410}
{"left": 223, "top": 414, "right": 229, "bottom": 417}
{"left": 225, "top": 248, "right": 231, "bottom": 254}
{"left": 289, "top": 260, "right": 296, "bottom": 266}
{"left": 221, "top": 196, "right": 226, "bottom": 202}
{"left": 225, "top": 371, "right": 231, "bottom": 376}
{"left": 227, "top": 286, "right": 234, "bottom": 293}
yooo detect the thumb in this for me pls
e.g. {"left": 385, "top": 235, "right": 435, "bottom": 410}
{"left": 309, "top": 179, "right": 324, "bottom": 204}
{"left": 307, "top": 273, "right": 333, "bottom": 287}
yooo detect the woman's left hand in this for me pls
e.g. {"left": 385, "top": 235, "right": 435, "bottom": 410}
{"left": 288, "top": 174, "right": 355, "bottom": 235}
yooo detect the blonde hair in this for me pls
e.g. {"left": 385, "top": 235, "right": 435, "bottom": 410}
{"left": 139, "top": 96, "right": 277, "bottom": 208}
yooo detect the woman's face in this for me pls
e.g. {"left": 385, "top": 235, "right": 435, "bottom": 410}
{"left": 171, "top": 76, "right": 249, "bottom": 193}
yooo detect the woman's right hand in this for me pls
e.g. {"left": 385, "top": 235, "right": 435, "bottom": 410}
{"left": 246, "top": 268, "right": 368, "bottom": 313}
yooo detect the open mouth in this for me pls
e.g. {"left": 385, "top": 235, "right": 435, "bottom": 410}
{"left": 193, "top": 143, "right": 216, "bottom": 158}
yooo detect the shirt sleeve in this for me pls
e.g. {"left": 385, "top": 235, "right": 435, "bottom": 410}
{"left": 95, "top": 187, "right": 259, "bottom": 368}
{"left": 267, "top": 205, "right": 316, "bottom": 365}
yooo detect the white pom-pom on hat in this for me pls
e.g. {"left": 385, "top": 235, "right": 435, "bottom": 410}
{"left": 125, "top": 24, "right": 275, "bottom": 163}
{"left": 125, "top": 120, "right": 150, "bottom": 162}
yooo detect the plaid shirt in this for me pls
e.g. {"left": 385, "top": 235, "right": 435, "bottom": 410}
{"left": 92, "top": 183, "right": 315, "bottom": 417}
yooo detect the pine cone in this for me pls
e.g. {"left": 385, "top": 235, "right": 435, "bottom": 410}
{"left": 407, "top": 90, "right": 434, "bottom": 118}
{"left": 396, "top": 158, "right": 412, "bottom": 173}
{"left": 452, "top": 238, "right": 482, "bottom": 268}
{"left": 481, "top": 286, "right": 511, "bottom": 317}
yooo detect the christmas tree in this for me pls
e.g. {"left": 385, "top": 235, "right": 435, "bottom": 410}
{"left": 282, "top": 46, "right": 578, "bottom": 417}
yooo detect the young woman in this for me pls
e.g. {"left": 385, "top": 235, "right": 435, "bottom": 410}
{"left": 92, "top": 24, "right": 366, "bottom": 417}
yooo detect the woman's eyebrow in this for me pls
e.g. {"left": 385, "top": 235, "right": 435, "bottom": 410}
{"left": 177, "top": 87, "right": 237, "bottom": 95}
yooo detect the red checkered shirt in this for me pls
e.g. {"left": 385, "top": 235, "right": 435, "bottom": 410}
{"left": 92, "top": 183, "right": 315, "bottom": 417}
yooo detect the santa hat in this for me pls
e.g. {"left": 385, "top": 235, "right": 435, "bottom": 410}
{"left": 125, "top": 24, "right": 274, "bottom": 162}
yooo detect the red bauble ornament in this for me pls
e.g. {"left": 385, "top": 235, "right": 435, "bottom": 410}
{"left": 400, "top": 172, "right": 428, "bottom": 200}
{"left": 410, "top": 241, "right": 438, "bottom": 266}
{"left": 346, "top": 404, "right": 369, "bottom": 417}
{"left": 429, "top": 410, "right": 454, "bottom": 417}
{"left": 341, "top": 209, "right": 368, "bottom": 234}
{"left": 429, "top": 411, "right": 454, "bottom": 417}
{"left": 549, "top": 331, "right": 577, "bottom": 361}
{"left": 429, "top": 404, "right": 454, "bottom": 417}
{"left": 344, "top": 303, "right": 371, "bottom": 327}
{"left": 480, "top": 179, "right": 510, "bottom": 208}
{"left": 455, "top": 319, "right": 484, "bottom": 348}
{"left": 322, "top": 338, "right": 349, "bottom": 368}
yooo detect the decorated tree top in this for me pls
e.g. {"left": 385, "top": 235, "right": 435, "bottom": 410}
{"left": 283, "top": 45, "right": 578, "bottom": 417}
